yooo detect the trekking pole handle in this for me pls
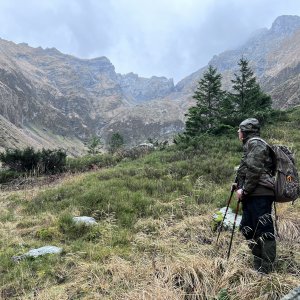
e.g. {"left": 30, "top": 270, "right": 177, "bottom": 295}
{"left": 231, "top": 176, "right": 239, "bottom": 192}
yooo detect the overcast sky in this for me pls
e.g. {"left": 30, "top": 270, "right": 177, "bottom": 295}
{"left": 0, "top": 0, "right": 300, "bottom": 82}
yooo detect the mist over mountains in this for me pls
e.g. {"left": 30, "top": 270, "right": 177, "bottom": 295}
{"left": 0, "top": 15, "right": 300, "bottom": 154}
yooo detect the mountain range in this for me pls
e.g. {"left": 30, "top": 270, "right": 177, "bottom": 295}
{"left": 0, "top": 15, "right": 300, "bottom": 155}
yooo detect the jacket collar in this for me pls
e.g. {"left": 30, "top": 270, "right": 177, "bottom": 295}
{"left": 242, "top": 132, "right": 260, "bottom": 145}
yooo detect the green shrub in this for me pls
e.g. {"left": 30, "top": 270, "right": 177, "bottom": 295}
{"left": 0, "top": 147, "right": 40, "bottom": 172}
{"left": 0, "top": 170, "right": 20, "bottom": 184}
{"left": 35, "top": 227, "right": 60, "bottom": 241}
{"left": 0, "top": 147, "right": 66, "bottom": 174}
{"left": 39, "top": 148, "right": 67, "bottom": 174}
{"left": 67, "top": 153, "right": 118, "bottom": 172}
{"left": 58, "top": 214, "right": 91, "bottom": 240}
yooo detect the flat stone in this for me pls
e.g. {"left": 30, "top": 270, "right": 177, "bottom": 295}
{"left": 72, "top": 216, "right": 97, "bottom": 225}
{"left": 12, "top": 246, "right": 63, "bottom": 262}
{"left": 26, "top": 246, "right": 63, "bottom": 257}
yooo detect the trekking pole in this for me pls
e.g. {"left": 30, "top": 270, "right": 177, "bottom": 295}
{"left": 216, "top": 178, "right": 237, "bottom": 245}
{"left": 216, "top": 189, "right": 234, "bottom": 244}
{"left": 227, "top": 199, "right": 241, "bottom": 260}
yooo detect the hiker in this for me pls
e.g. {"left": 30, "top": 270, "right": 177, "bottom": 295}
{"left": 234, "top": 118, "right": 276, "bottom": 274}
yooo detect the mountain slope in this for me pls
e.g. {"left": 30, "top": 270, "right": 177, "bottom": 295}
{"left": 0, "top": 115, "right": 85, "bottom": 156}
{"left": 175, "top": 15, "right": 300, "bottom": 108}
{"left": 1, "top": 15, "right": 300, "bottom": 150}
{"left": 0, "top": 38, "right": 175, "bottom": 150}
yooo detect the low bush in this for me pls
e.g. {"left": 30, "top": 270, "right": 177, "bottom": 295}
{"left": 0, "top": 147, "right": 66, "bottom": 174}
{"left": 35, "top": 227, "right": 60, "bottom": 241}
{"left": 58, "top": 214, "right": 92, "bottom": 240}
{"left": 66, "top": 153, "right": 119, "bottom": 172}
{"left": 0, "top": 170, "right": 20, "bottom": 184}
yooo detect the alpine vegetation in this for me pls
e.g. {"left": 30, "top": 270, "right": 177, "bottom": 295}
{"left": 0, "top": 107, "right": 299, "bottom": 299}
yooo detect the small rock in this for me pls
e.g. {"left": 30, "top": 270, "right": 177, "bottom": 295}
{"left": 12, "top": 255, "right": 26, "bottom": 262}
{"left": 281, "top": 286, "right": 300, "bottom": 300}
{"left": 73, "top": 216, "right": 97, "bottom": 225}
{"left": 138, "top": 143, "right": 154, "bottom": 148}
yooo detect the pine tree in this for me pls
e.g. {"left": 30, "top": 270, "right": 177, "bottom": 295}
{"left": 109, "top": 132, "right": 124, "bottom": 153}
{"left": 185, "top": 65, "right": 225, "bottom": 136}
{"left": 87, "top": 136, "right": 102, "bottom": 155}
{"left": 230, "top": 57, "right": 272, "bottom": 123}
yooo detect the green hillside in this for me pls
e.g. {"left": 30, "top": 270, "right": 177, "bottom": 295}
{"left": 0, "top": 108, "right": 299, "bottom": 300}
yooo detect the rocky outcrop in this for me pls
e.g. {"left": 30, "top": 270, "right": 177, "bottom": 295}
{"left": 118, "top": 73, "right": 174, "bottom": 102}
{"left": 270, "top": 15, "right": 300, "bottom": 37}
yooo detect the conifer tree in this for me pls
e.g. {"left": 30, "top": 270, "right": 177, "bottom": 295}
{"left": 185, "top": 65, "right": 225, "bottom": 136}
{"left": 109, "top": 132, "right": 124, "bottom": 153}
{"left": 87, "top": 136, "right": 102, "bottom": 155}
{"left": 230, "top": 57, "right": 272, "bottom": 123}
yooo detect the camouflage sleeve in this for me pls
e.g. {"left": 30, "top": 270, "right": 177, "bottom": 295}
{"left": 243, "top": 140, "right": 267, "bottom": 194}
{"left": 236, "top": 153, "right": 247, "bottom": 189}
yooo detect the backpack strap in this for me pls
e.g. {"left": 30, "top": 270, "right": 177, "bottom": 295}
{"left": 273, "top": 202, "right": 280, "bottom": 238}
{"left": 245, "top": 137, "right": 270, "bottom": 148}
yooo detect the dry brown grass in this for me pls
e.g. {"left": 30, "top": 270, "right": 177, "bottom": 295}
{"left": 276, "top": 202, "right": 300, "bottom": 242}
{"left": 0, "top": 176, "right": 299, "bottom": 300}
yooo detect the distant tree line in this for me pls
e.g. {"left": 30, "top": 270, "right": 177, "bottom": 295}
{"left": 181, "top": 57, "right": 273, "bottom": 139}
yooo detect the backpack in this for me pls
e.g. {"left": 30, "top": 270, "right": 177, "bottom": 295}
{"left": 248, "top": 137, "right": 300, "bottom": 203}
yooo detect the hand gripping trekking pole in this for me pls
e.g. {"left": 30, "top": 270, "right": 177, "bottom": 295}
{"left": 216, "top": 178, "right": 238, "bottom": 245}
{"left": 227, "top": 199, "right": 241, "bottom": 260}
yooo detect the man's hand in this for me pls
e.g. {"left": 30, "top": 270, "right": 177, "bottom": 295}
{"left": 231, "top": 183, "right": 238, "bottom": 192}
{"left": 236, "top": 188, "right": 244, "bottom": 200}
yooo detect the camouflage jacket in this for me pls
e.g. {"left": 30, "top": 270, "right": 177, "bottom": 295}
{"left": 237, "top": 135, "right": 275, "bottom": 196}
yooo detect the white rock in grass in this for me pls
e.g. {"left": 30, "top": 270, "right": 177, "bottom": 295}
{"left": 281, "top": 286, "right": 300, "bottom": 300}
{"left": 72, "top": 216, "right": 97, "bottom": 225}
{"left": 26, "top": 246, "right": 63, "bottom": 257}
{"left": 213, "top": 207, "right": 242, "bottom": 230}
{"left": 12, "top": 246, "right": 63, "bottom": 262}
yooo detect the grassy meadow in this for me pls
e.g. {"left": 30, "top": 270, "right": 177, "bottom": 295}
{"left": 0, "top": 108, "right": 300, "bottom": 299}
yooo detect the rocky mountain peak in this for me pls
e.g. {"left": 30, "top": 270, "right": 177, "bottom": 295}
{"left": 118, "top": 73, "right": 175, "bottom": 102}
{"left": 270, "top": 15, "right": 300, "bottom": 37}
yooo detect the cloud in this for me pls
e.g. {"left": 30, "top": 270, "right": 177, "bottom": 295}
{"left": 0, "top": 0, "right": 300, "bottom": 82}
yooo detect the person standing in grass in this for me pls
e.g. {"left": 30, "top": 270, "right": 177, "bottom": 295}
{"left": 234, "top": 118, "right": 276, "bottom": 274}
